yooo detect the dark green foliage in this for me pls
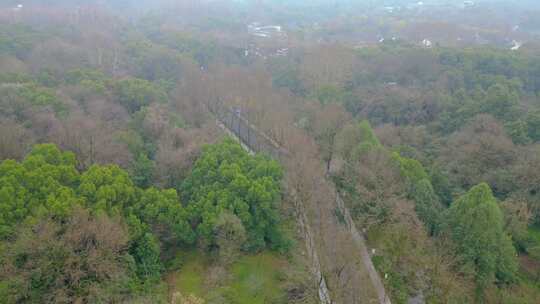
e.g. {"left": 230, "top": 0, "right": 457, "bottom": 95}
{"left": 130, "top": 153, "right": 155, "bottom": 188}
{"left": 526, "top": 110, "right": 540, "bottom": 142}
{"left": 181, "top": 139, "right": 288, "bottom": 252}
{"left": 0, "top": 83, "right": 68, "bottom": 117}
{"left": 369, "top": 224, "right": 420, "bottom": 304}
{"left": 410, "top": 179, "right": 443, "bottom": 235}
{"left": 0, "top": 72, "right": 32, "bottom": 83}
{"left": 0, "top": 144, "right": 79, "bottom": 237}
{"left": 345, "top": 46, "right": 540, "bottom": 151}
{"left": 312, "top": 84, "right": 344, "bottom": 105}
{"left": 437, "top": 49, "right": 524, "bottom": 85}
{"left": 357, "top": 120, "right": 381, "bottom": 148}
{"left": 342, "top": 120, "right": 382, "bottom": 161}
{"left": 64, "top": 68, "right": 109, "bottom": 95}
{"left": 0, "top": 143, "right": 189, "bottom": 243}
{"left": 65, "top": 68, "right": 109, "bottom": 85}
{"left": 392, "top": 153, "right": 428, "bottom": 185}
{"left": 505, "top": 120, "right": 531, "bottom": 145}
{"left": 482, "top": 83, "right": 520, "bottom": 122}
{"left": 0, "top": 144, "right": 196, "bottom": 300}
{"left": 131, "top": 233, "right": 163, "bottom": 282}
{"left": 271, "top": 65, "right": 306, "bottom": 96}
{"left": 136, "top": 188, "right": 195, "bottom": 244}
{"left": 77, "top": 163, "right": 195, "bottom": 243}
{"left": 78, "top": 164, "right": 138, "bottom": 215}
{"left": 446, "top": 183, "right": 518, "bottom": 293}
{"left": 393, "top": 153, "right": 443, "bottom": 234}
{"left": 2, "top": 10, "right": 539, "bottom": 303}
{"left": 119, "top": 128, "right": 156, "bottom": 160}
{"left": 18, "top": 84, "right": 57, "bottom": 106}
{"left": 429, "top": 167, "right": 454, "bottom": 206}
{"left": 113, "top": 78, "right": 167, "bottom": 113}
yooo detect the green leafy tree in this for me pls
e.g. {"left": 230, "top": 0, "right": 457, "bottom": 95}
{"left": 214, "top": 212, "right": 247, "bottom": 264}
{"left": 410, "top": 179, "right": 443, "bottom": 234}
{"left": 131, "top": 232, "right": 162, "bottom": 283}
{"left": 482, "top": 83, "right": 520, "bottom": 122}
{"left": 271, "top": 64, "right": 306, "bottom": 96}
{"left": 65, "top": 68, "right": 109, "bottom": 85}
{"left": 357, "top": 120, "right": 381, "bottom": 147}
{"left": 16, "top": 83, "right": 67, "bottom": 115}
{"left": 429, "top": 167, "right": 454, "bottom": 206}
{"left": 446, "top": 183, "right": 518, "bottom": 294}
{"left": 393, "top": 153, "right": 443, "bottom": 234}
{"left": 113, "top": 78, "right": 167, "bottom": 113}
{"left": 312, "top": 84, "right": 344, "bottom": 105}
{"left": 0, "top": 144, "right": 79, "bottom": 238}
{"left": 437, "top": 91, "right": 478, "bottom": 135}
{"left": 181, "top": 139, "right": 287, "bottom": 252}
{"left": 339, "top": 120, "right": 382, "bottom": 162}
{"left": 136, "top": 188, "right": 195, "bottom": 244}
{"left": 78, "top": 164, "right": 138, "bottom": 215}
{"left": 500, "top": 200, "right": 531, "bottom": 251}
{"left": 130, "top": 153, "right": 155, "bottom": 188}
{"left": 392, "top": 153, "right": 428, "bottom": 185}
{"left": 64, "top": 68, "right": 109, "bottom": 97}
{"left": 505, "top": 120, "right": 531, "bottom": 145}
{"left": 526, "top": 110, "right": 540, "bottom": 142}
{"left": 0, "top": 143, "right": 194, "bottom": 300}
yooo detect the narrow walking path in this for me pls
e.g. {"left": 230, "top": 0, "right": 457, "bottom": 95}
{"left": 335, "top": 194, "right": 391, "bottom": 304}
{"left": 211, "top": 104, "right": 390, "bottom": 304}
{"left": 215, "top": 118, "right": 332, "bottom": 304}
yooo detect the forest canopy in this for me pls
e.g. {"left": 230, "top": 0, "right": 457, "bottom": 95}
{"left": 1, "top": 1, "right": 540, "bottom": 303}
{"left": 0, "top": 141, "right": 286, "bottom": 303}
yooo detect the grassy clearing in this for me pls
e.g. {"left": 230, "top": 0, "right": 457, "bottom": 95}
{"left": 175, "top": 260, "right": 205, "bottom": 296}
{"left": 166, "top": 250, "right": 208, "bottom": 298}
{"left": 528, "top": 225, "right": 540, "bottom": 245}
{"left": 224, "top": 253, "right": 286, "bottom": 304}
{"left": 166, "top": 251, "right": 289, "bottom": 304}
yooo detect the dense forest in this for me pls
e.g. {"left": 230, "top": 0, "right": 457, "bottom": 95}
{"left": 0, "top": 1, "right": 540, "bottom": 304}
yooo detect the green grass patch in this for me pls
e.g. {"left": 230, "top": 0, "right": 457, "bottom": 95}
{"left": 167, "top": 251, "right": 288, "bottom": 304}
{"left": 224, "top": 253, "right": 286, "bottom": 304}
{"left": 169, "top": 250, "right": 208, "bottom": 297}
{"left": 528, "top": 225, "right": 540, "bottom": 245}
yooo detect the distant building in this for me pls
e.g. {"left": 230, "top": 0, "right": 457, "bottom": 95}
{"left": 248, "top": 23, "right": 285, "bottom": 39}
{"left": 511, "top": 40, "right": 522, "bottom": 51}
{"left": 422, "top": 39, "right": 433, "bottom": 48}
